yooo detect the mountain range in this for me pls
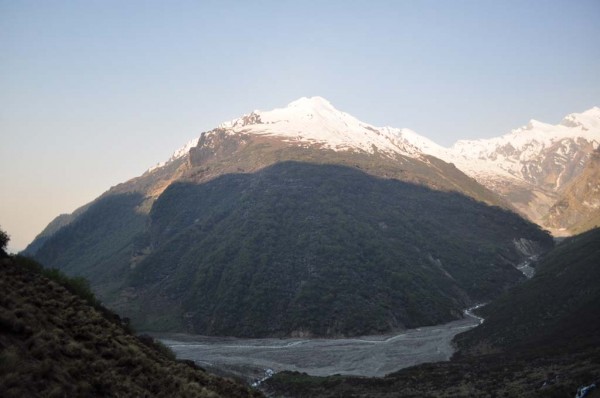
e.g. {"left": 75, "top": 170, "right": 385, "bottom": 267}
{"left": 417, "top": 106, "right": 600, "bottom": 234}
{"left": 23, "top": 97, "right": 598, "bottom": 337}
{"left": 144, "top": 97, "right": 599, "bottom": 235}
{"left": 29, "top": 97, "right": 600, "bottom": 239}
{"left": 143, "top": 97, "right": 600, "bottom": 234}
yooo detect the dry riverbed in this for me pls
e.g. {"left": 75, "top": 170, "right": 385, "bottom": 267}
{"left": 156, "top": 307, "right": 484, "bottom": 384}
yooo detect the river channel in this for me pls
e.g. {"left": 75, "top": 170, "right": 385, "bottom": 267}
{"left": 156, "top": 306, "right": 484, "bottom": 383}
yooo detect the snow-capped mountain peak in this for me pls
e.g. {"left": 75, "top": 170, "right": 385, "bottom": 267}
{"left": 560, "top": 106, "right": 600, "bottom": 130}
{"left": 445, "top": 107, "right": 600, "bottom": 161}
{"left": 423, "top": 106, "right": 600, "bottom": 200}
{"left": 147, "top": 96, "right": 437, "bottom": 173}
{"left": 286, "top": 95, "right": 336, "bottom": 111}
{"left": 149, "top": 99, "right": 600, "bottom": 205}
{"left": 220, "top": 96, "right": 364, "bottom": 130}
{"left": 217, "top": 96, "right": 435, "bottom": 157}
{"left": 143, "top": 100, "right": 599, "bottom": 235}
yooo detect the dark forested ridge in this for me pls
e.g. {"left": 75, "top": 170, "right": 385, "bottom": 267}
{"left": 25, "top": 160, "right": 552, "bottom": 338}
{"left": 264, "top": 228, "right": 600, "bottom": 397}
{"left": 455, "top": 226, "right": 600, "bottom": 354}
{"left": 123, "top": 161, "right": 552, "bottom": 336}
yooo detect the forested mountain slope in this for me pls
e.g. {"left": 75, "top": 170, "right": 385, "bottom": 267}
{"left": 455, "top": 226, "right": 600, "bottom": 354}
{"left": 121, "top": 162, "right": 551, "bottom": 337}
{"left": 24, "top": 98, "right": 553, "bottom": 337}
{"left": 263, "top": 228, "right": 600, "bottom": 397}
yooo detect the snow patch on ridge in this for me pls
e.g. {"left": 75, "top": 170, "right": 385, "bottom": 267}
{"left": 422, "top": 108, "right": 600, "bottom": 183}
{"left": 147, "top": 97, "right": 600, "bottom": 186}
{"left": 217, "top": 96, "right": 437, "bottom": 158}
{"left": 147, "top": 137, "right": 200, "bottom": 173}
{"left": 217, "top": 97, "right": 600, "bottom": 190}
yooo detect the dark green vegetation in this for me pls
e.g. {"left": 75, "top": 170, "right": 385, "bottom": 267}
{"left": 24, "top": 131, "right": 549, "bottom": 337}
{"left": 14, "top": 255, "right": 100, "bottom": 310}
{"left": 31, "top": 193, "right": 147, "bottom": 300}
{"left": 23, "top": 214, "right": 77, "bottom": 256}
{"left": 265, "top": 350, "right": 600, "bottom": 398}
{"left": 0, "top": 254, "right": 262, "bottom": 398}
{"left": 263, "top": 228, "right": 600, "bottom": 397}
{"left": 26, "top": 161, "right": 552, "bottom": 337}
{"left": 455, "top": 227, "right": 600, "bottom": 354}
{"left": 0, "top": 227, "right": 8, "bottom": 255}
{"left": 127, "top": 162, "right": 551, "bottom": 336}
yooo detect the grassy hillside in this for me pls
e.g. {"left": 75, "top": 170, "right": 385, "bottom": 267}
{"left": 0, "top": 255, "right": 262, "bottom": 398}
{"left": 123, "top": 161, "right": 552, "bottom": 337}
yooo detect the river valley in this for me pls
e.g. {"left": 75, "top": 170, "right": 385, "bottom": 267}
{"left": 157, "top": 306, "right": 484, "bottom": 384}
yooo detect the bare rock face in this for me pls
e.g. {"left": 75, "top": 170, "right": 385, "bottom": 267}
{"left": 544, "top": 149, "right": 600, "bottom": 234}
{"left": 508, "top": 137, "right": 598, "bottom": 232}
{"left": 189, "top": 129, "right": 246, "bottom": 167}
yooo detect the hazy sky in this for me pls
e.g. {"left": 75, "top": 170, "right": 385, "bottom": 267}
{"left": 1, "top": 0, "right": 599, "bottom": 251}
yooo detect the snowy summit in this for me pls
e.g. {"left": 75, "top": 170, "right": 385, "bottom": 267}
{"left": 434, "top": 107, "right": 600, "bottom": 181}
{"left": 150, "top": 97, "right": 600, "bottom": 186}
{"left": 217, "top": 96, "right": 430, "bottom": 157}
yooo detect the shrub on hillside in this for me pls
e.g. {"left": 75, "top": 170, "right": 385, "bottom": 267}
{"left": 0, "top": 227, "right": 9, "bottom": 256}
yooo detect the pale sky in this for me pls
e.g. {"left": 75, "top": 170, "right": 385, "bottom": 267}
{"left": 1, "top": 0, "right": 599, "bottom": 252}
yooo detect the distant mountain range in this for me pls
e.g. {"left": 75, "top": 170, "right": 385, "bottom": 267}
{"left": 415, "top": 106, "right": 600, "bottom": 235}
{"left": 147, "top": 97, "right": 600, "bottom": 234}
{"left": 24, "top": 97, "right": 599, "bottom": 336}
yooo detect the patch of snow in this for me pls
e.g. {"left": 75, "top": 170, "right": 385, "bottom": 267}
{"left": 414, "top": 107, "right": 600, "bottom": 187}
{"left": 147, "top": 98, "right": 599, "bottom": 188}
{"left": 217, "top": 96, "right": 439, "bottom": 158}
{"left": 146, "top": 137, "right": 200, "bottom": 173}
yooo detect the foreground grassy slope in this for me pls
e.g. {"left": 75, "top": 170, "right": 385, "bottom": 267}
{"left": 0, "top": 255, "right": 262, "bottom": 398}
{"left": 263, "top": 228, "right": 600, "bottom": 397}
